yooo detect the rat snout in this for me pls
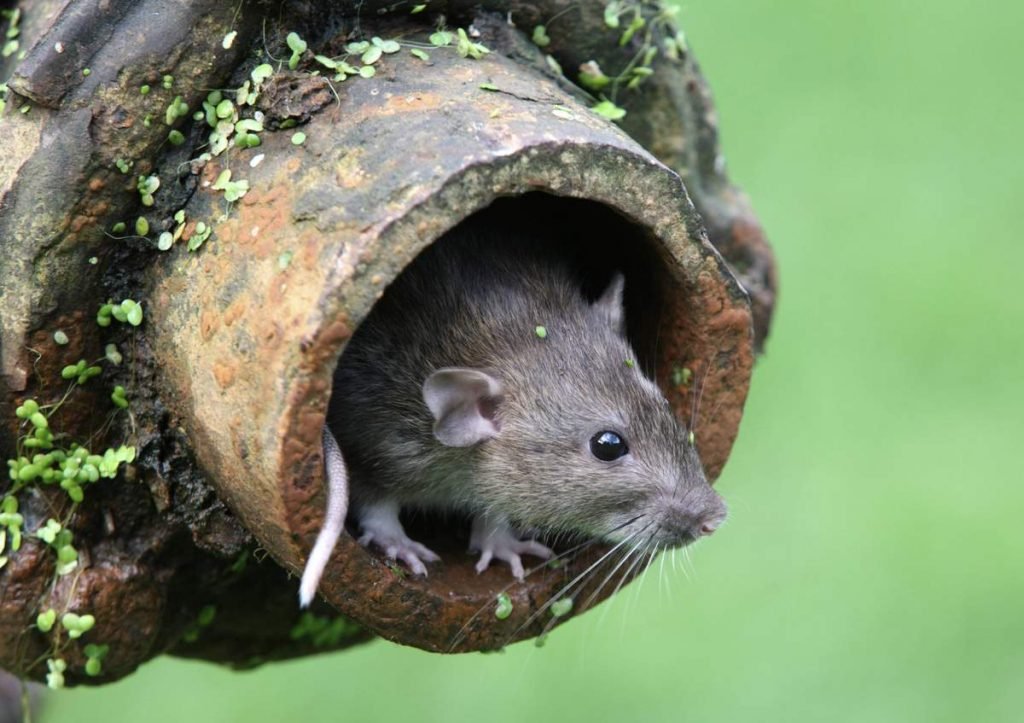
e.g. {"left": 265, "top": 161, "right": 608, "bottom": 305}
{"left": 656, "top": 488, "right": 728, "bottom": 547}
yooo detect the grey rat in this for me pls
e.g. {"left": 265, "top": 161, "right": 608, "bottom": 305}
{"left": 299, "top": 220, "right": 727, "bottom": 606}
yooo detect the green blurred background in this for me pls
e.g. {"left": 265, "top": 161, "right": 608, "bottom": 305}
{"left": 47, "top": 0, "right": 1024, "bottom": 720}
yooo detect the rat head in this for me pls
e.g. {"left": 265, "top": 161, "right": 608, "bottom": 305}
{"left": 422, "top": 273, "right": 727, "bottom": 551}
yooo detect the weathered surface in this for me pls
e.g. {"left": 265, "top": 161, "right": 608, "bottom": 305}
{"left": 0, "top": 0, "right": 775, "bottom": 682}
{"left": 147, "top": 25, "right": 753, "bottom": 651}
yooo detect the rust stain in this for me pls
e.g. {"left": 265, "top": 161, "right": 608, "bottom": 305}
{"left": 200, "top": 310, "right": 218, "bottom": 341}
{"left": 379, "top": 91, "right": 445, "bottom": 115}
{"left": 234, "top": 183, "right": 294, "bottom": 242}
{"left": 223, "top": 299, "right": 246, "bottom": 327}
{"left": 212, "top": 359, "right": 238, "bottom": 389}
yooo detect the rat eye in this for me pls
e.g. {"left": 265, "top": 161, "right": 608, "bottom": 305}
{"left": 590, "top": 431, "right": 629, "bottom": 461}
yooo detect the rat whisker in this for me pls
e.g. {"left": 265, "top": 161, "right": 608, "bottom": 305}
{"left": 613, "top": 538, "right": 654, "bottom": 627}
{"left": 624, "top": 536, "right": 660, "bottom": 621}
{"left": 596, "top": 534, "right": 653, "bottom": 630}
{"left": 540, "top": 533, "right": 647, "bottom": 639}
{"left": 575, "top": 533, "right": 653, "bottom": 619}
{"left": 689, "top": 357, "right": 712, "bottom": 434}
{"left": 447, "top": 517, "right": 645, "bottom": 651}
{"left": 503, "top": 527, "right": 649, "bottom": 646}
{"left": 681, "top": 544, "right": 696, "bottom": 580}
{"left": 446, "top": 536, "right": 600, "bottom": 652}
{"left": 658, "top": 545, "right": 666, "bottom": 597}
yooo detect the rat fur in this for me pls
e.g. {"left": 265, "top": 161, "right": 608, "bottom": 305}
{"left": 299, "top": 218, "right": 726, "bottom": 607}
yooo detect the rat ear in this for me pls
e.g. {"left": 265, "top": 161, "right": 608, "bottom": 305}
{"left": 593, "top": 272, "right": 626, "bottom": 337}
{"left": 423, "top": 368, "right": 504, "bottom": 447}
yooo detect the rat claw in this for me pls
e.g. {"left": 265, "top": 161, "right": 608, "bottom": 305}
{"left": 357, "top": 501, "right": 440, "bottom": 576}
{"left": 474, "top": 549, "right": 494, "bottom": 574}
{"left": 470, "top": 513, "right": 553, "bottom": 581}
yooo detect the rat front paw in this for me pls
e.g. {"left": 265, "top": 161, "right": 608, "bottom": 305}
{"left": 470, "top": 513, "right": 554, "bottom": 581}
{"left": 357, "top": 501, "right": 440, "bottom": 576}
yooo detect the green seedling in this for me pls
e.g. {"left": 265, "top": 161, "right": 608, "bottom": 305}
{"left": 671, "top": 365, "right": 692, "bottom": 387}
{"left": 98, "top": 299, "right": 144, "bottom": 327}
{"left": 36, "top": 608, "right": 56, "bottom": 633}
{"left": 46, "top": 658, "right": 66, "bottom": 689}
{"left": 429, "top": 30, "right": 452, "bottom": 47}
{"left": 61, "top": 359, "right": 102, "bottom": 385}
{"left": 188, "top": 222, "right": 212, "bottom": 251}
{"left": 579, "top": 60, "right": 612, "bottom": 91}
{"left": 84, "top": 644, "right": 109, "bottom": 677}
{"left": 591, "top": 99, "right": 627, "bottom": 121}
{"left": 455, "top": 28, "right": 489, "bottom": 59}
{"left": 286, "top": 31, "right": 307, "bottom": 69}
{"left": 105, "top": 343, "right": 123, "bottom": 365}
{"left": 495, "top": 593, "right": 513, "bottom": 620}
{"left": 61, "top": 612, "right": 96, "bottom": 639}
{"left": 137, "top": 175, "right": 160, "bottom": 206}
{"left": 212, "top": 169, "right": 249, "bottom": 202}
{"left": 550, "top": 597, "right": 573, "bottom": 617}
{"left": 165, "top": 95, "right": 188, "bottom": 125}
{"left": 111, "top": 385, "right": 128, "bottom": 409}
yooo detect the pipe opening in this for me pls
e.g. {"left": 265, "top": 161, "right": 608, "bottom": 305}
{"left": 322, "top": 192, "right": 671, "bottom": 588}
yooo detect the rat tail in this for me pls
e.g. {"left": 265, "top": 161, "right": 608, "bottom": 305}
{"left": 299, "top": 426, "right": 350, "bottom": 608}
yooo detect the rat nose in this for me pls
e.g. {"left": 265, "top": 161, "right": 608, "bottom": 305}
{"left": 660, "top": 491, "right": 727, "bottom": 545}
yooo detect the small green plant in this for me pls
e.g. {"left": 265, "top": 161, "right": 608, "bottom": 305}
{"left": 591, "top": 99, "right": 627, "bottom": 121}
{"left": 455, "top": 28, "right": 489, "bottom": 59}
{"left": 549, "top": 597, "right": 573, "bottom": 618}
{"left": 61, "top": 359, "right": 102, "bottom": 385}
{"left": 45, "top": 658, "right": 66, "bottom": 689}
{"left": 535, "top": 325, "right": 548, "bottom": 339}
{"left": 180, "top": 604, "right": 217, "bottom": 643}
{"left": 97, "top": 299, "right": 144, "bottom": 327}
{"left": 188, "top": 221, "right": 212, "bottom": 251}
{"left": 164, "top": 95, "right": 189, "bottom": 126}
{"left": 286, "top": 31, "right": 307, "bottom": 69}
{"left": 36, "top": 609, "right": 57, "bottom": 633}
{"left": 83, "top": 644, "right": 109, "bottom": 676}
{"left": 671, "top": 365, "right": 693, "bottom": 387}
{"left": 289, "top": 612, "right": 361, "bottom": 648}
{"left": 61, "top": 612, "right": 96, "bottom": 639}
{"left": 494, "top": 593, "right": 513, "bottom": 620}
{"left": 2, "top": 8, "right": 21, "bottom": 58}
{"left": 110, "top": 385, "right": 128, "bottom": 409}
{"left": 136, "top": 175, "right": 160, "bottom": 207}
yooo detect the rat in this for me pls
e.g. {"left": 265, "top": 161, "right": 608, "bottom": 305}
{"left": 298, "top": 218, "right": 728, "bottom": 607}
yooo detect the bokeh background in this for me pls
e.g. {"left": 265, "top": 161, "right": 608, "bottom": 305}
{"left": 46, "top": 0, "right": 1024, "bottom": 720}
